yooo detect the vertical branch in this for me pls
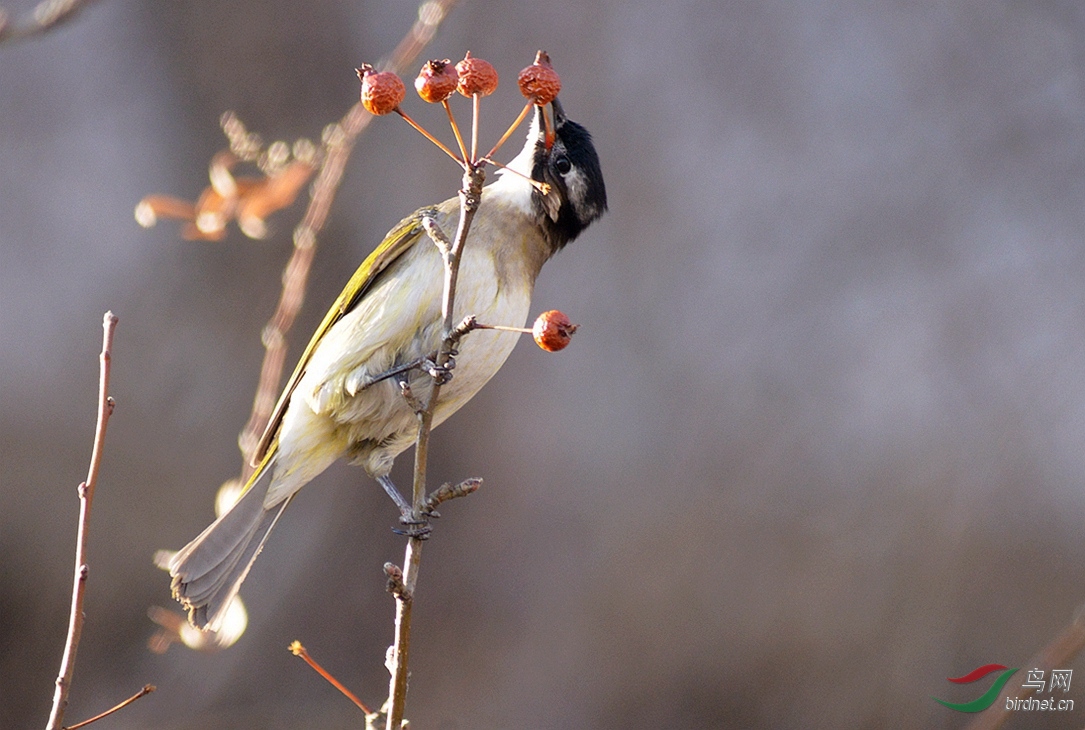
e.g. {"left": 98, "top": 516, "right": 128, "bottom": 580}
{"left": 384, "top": 162, "right": 487, "bottom": 730}
{"left": 45, "top": 311, "right": 118, "bottom": 730}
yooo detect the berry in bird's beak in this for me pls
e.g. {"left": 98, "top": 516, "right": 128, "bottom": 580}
{"left": 518, "top": 50, "right": 561, "bottom": 106}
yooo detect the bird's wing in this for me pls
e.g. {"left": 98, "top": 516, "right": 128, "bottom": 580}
{"left": 252, "top": 211, "right": 429, "bottom": 465}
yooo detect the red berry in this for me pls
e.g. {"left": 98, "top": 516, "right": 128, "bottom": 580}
{"left": 357, "top": 64, "right": 405, "bottom": 116}
{"left": 532, "top": 310, "right": 578, "bottom": 352}
{"left": 518, "top": 50, "right": 561, "bottom": 105}
{"left": 415, "top": 59, "right": 458, "bottom": 103}
{"left": 455, "top": 52, "right": 498, "bottom": 97}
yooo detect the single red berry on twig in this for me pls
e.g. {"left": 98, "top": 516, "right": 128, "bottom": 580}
{"left": 518, "top": 50, "right": 561, "bottom": 105}
{"left": 357, "top": 64, "right": 405, "bottom": 116}
{"left": 455, "top": 52, "right": 498, "bottom": 97}
{"left": 532, "top": 310, "right": 578, "bottom": 352}
{"left": 415, "top": 59, "right": 458, "bottom": 103}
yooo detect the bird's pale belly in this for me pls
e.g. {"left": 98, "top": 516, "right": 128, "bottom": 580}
{"left": 270, "top": 255, "right": 532, "bottom": 496}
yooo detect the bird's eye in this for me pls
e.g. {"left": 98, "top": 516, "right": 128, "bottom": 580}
{"left": 554, "top": 155, "right": 572, "bottom": 174}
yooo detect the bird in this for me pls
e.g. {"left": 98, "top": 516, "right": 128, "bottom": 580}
{"left": 168, "top": 97, "right": 607, "bottom": 631}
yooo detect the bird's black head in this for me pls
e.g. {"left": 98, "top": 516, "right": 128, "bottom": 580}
{"left": 529, "top": 98, "right": 607, "bottom": 250}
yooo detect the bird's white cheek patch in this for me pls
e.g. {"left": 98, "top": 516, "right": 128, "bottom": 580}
{"left": 562, "top": 168, "right": 595, "bottom": 221}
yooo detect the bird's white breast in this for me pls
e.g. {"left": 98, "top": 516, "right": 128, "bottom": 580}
{"left": 268, "top": 195, "right": 542, "bottom": 500}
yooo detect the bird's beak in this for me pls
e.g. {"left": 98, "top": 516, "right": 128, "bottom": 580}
{"left": 529, "top": 98, "right": 565, "bottom": 152}
{"left": 538, "top": 100, "right": 555, "bottom": 150}
{"left": 551, "top": 97, "right": 566, "bottom": 128}
{"left": 542, "top": 97, "right": 563, "bottom": 151}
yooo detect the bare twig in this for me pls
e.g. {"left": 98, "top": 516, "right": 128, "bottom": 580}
{"left": 442, "top": 99, "right": 469, "bottom": 164}
{"left": 394, "top": 107, "right": 464, "bottom": 164}
{"left": 46, "top": 312, "right": 118, "bottom": 730}
{"left": 63, "top": 685, "right": 155, "bottom": 730}
{"left": 0, "top": 0, "right": 97, "bottom": 44}
{"left": 236, "top": 0, "right": 459, "bottom": 478}
{"left": 384, "top": 158, "right": 487, "bottom": 730}
{"left": 484, "top": 101, "right": 534, "bottom": 161}
{"left": 423, "top": 477, "right": 482, "bottom": 518}
{"left": 289, "top": 641, "right": 376, "bottom": 717}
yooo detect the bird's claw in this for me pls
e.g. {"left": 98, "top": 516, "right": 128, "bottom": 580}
{"left": 423, "top": 354, "right": 455, "bottom": 384}
{"left": 392, "top": 513, "right": 433, "bottom": 539}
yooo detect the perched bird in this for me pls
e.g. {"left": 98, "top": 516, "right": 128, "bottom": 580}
{"left": 169, "top": 98, "right": 607, "bottom": 630}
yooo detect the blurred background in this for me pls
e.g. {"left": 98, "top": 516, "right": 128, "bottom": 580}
{"left": 4, "top": 0, "right": 1085, "bottom": 727}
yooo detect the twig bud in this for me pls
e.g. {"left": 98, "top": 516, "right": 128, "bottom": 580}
{"left": 384, "top": 563, "right": 410, "bottom": 601}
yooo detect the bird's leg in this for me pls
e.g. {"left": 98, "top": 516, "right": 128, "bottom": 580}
{"left": 362, "top": 359, "right": 425, "bottom": 387}
{"left": 377, "top": 474, "right": 432, "bottom": 538}
{"left": 360, "top": 345, "right": 459, "bottom": 391}
{"left": 357, "top": 314, "right": 481, "bottom": 391}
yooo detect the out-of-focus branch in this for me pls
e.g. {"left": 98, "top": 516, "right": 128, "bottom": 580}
{"left": 236, "top": 0, "right": 459, "bottom": 479}
{"left": 964, "top": 606, "right": 1085, "bottom": 730}
{"left": 45, "top": 312, "right": 117, "bottom": 730}
{"left": 0, "top": 0, "right": 97, "bottom": 44}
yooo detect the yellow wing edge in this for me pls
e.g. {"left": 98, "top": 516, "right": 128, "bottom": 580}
{"left": 251, "top": 211, "right": 430, "bottom": 467}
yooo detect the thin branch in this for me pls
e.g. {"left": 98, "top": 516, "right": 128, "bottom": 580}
{"left": 384, "top": 159, "right": 487, "bottom": 730}
{"left": 442, "top": 99, "right": 470, "bottom": 164}
{"left": 46, "top": 311, "right": 118, "bottom": 730}
{"left": 236, "top": 0, "right": 459, "bottom": 477}
{"left": 0, "top": 0, "right": 97, "bottom": 44}
{"left": 484, "top": 101, "right": 533, "bottom": 161}
{"left": 289, "top": 641, "right": 376, "bottom": 717}
{"left": 395, "top": 108, "right": 464, "bottom": 165}
{"left": 470, "top": 94, "right": 481, "bottom": 163}
{"left": 424, "top": 477, "right": 482, "bottom": 516}
{"left": 63, "top": 685, "right": 154, "bottom": 730}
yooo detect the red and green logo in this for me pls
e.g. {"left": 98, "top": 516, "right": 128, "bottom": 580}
{"left": 934, "top": 664, "right": 1019, "bottom": 712}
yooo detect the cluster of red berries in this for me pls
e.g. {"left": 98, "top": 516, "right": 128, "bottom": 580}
{"left": 357, "top": 52, "right": 577, "bottom": 354}
{"left": 358, "top": 50, "right": 561, "bottom": 116}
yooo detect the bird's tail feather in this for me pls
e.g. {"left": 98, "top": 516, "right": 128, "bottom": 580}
{"left": 169, "top": 460, "right": 291, "bottom": 631}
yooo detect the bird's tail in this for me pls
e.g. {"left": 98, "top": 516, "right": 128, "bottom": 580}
{"left": 168, "top": 457, "right": 291, "bottom": 631}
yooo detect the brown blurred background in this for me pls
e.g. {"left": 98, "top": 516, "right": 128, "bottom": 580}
{"left": 4, "top": 0, "right": 1085, "bottom": 728}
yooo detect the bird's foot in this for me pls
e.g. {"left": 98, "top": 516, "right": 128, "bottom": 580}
{"left": 378, "top": 474, "right": 434, "bottom": 539}
{"left": 392, "top": 512, "right": 433, "bottom": 539}
{"left": 422, "top": 351, "right": 456, "bottom": 385}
